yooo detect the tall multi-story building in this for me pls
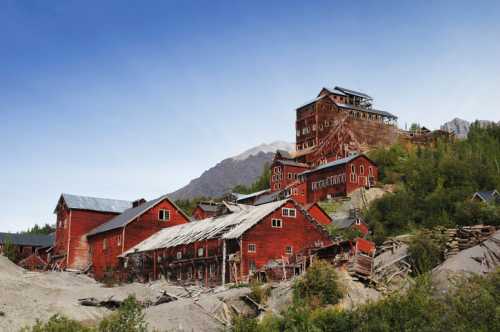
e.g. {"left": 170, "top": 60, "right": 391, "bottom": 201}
{"left": 295, "top": 86, "right": 398, "bottom": 165}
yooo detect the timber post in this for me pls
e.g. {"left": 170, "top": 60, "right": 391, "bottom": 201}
{"left": 222, "top": 239, "right": 226, "bottom": 286}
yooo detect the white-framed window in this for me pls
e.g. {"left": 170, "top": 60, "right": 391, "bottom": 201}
{"left": 176, "top": 251, "right": 182, "bottom": 259}
{"left": 272, "top": 219, "right": 283, "bottom": 228}
{"left": 369, "top": 166, "right": 373, "bottom": 176}
{"left": 285, "top": 246, "right": 293, "bottom": 255}
{"left": 287, "top": 173, "right": 293, "bottom": 180}
{"left": 159, "top": 209, "right": 170, "bottom": 221}
{"left": 197, "top": 247, "right": 204, "bottom": 257}
{"left": 282, "top": 208, "right": 296, "bottom": 218}
{"left": 360, "top": 165, "right": 365, "bottom": 175}
{"left": 355, "top": 219, "right": 361, "bottom": 225}
{"left": 103, "top": 239, "right": 108, "bottom": 250}
{"left": 274, "top": 166, "right": 281, "bottom": 173}
{"left": 350, "top": 173, "right": 357, "bottom": 183}
{"left": 351, "top": 164, "right": 356, "bottom": 173}
{"left": 248, "top": 243, "right": 256, "bottom": 253}
{"left": 249, "top": 260, "right": 256, "bottom": 272}
{"left": 117, "top": 235, "right": 121, "bottom": 247}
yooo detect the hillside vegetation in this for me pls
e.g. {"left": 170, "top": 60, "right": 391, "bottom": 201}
{"left": 366, "top": 122, "right": 500, "bottom": 243}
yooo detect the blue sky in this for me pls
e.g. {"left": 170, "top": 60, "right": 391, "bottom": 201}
{"left": 1, "top": 1, "right": 500, "bottom": 231}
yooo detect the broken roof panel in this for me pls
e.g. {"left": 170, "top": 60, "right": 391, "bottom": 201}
{"left": 122, "top": 200, "right": 289, "bottom": 255}
{"left": 56, "top": 193, "right": 132, "bottom": 214}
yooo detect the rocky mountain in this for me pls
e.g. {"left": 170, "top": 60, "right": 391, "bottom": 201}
{"left": 440, "top": 118, "right": 499, "bottom": 139}
{"left": 169, "top": 141, "right": 294, "bottom": 200}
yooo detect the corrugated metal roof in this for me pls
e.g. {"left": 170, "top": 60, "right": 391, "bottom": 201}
{"left": 334, "top": 86, "right": 372, "bottom": 99}
{"left": 296, "top": 95, "right": 327, "bottom": 109}
{"left": 56, "top": 193, "right": 132, "bottom": 214}
{"left": 87, "top": 194, "right": 190, "bottom": 237}
{"left": 235, "top": 189, "right": 271, "bottom": 202}
{"left": 0, "top": 232, "right": 54, "bottom": 247}
{"left": 474, "top": 190, "right": 499, "bottom": 203}
{"left": 197, "top": 203, "right": 220, "bottom": 213}
{"left": 277, "top": 160, "right": 310, "bottom": 168}
{"left": 300, "top": 154, "right": 361, "bottom": 176}
{"left": 254, "top": 191, "right": 282, "bottom": 205}
{"left": 122, "top": 200, "right": 289, "bottom": 255}
{"left": 323, "top": 87, "right": 347, "bottom": 96}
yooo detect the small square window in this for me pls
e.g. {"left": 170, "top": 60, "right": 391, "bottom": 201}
{"left": 285, "top": 246, "right": 293, "bottom": 255}
{"left": 176, "top": 251, "right": 182, "bottom": 259}
{"left": 272, "top": 219, "right": 283, "bottom": 228}
{"left": 282, "top": 208, "right": 296, "bottom": 218}
{"left": 159, "top": 209, "right": 170, "bottom": 221}
{"left": 248, "top": 243, "right": 256, "bottom": 253}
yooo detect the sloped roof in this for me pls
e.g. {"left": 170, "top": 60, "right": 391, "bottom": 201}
{"left": 87, "top": 194, "right": 189, "bottom": 237}
{"left": 0, "top": 232, "right": 54, "bottom": 247}
{"left": 197, "top": 202, "right": 220, "bottom": 213}
{"left": 254, "top": 191, "right": 282, "bottom": 206}
{"left": 55, "top": 193, "right": 132, "bottom": 214}
{"left": 277, "top": 159, "right": 310, "bottom": 168}
{"left": 122, "top": 200, "right": 289, "bottom": 255}
{"left": 235, "top": 189, "right": 271, "bottom": 202}
{"left": 473, "top": 190, "right": 499, "bottom": 203}
{"left": 322, "top": 87, "right": 347, "bottom": 96}
{"left": 300, "top": 154, "right": 370, "bottom": 176}
{"left": 334, "top": 86, "right": 372, "bottom": 99}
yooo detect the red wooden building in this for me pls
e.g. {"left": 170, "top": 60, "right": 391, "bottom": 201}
{"left": 53, "top": 194, "right": 133, "bottom": 270}
{"left": 192, "top": 201, "right": 221, "bottom": 221}
{"left": 0, "top": 232, "right": 54, "bottom": 268}
{"left": 121, "top": 199, "right": 332, "bottom": 286}
{"left": 269, "top": 150, "right": 310, "bottom": 192}
{"left": 86, "top": 194, "right": 190, "bottom": 280}
{"left": 298, "top": 154, "right": 378, "bottom": 203}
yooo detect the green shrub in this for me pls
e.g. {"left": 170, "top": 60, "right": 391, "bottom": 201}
{"left": 2, "top": 237, "right": 19, "bottom": 263}
{"left": 20, "top": 315, "right": 93, "bottom": 332}
{"left": 293, "top": 260, "right": 343, "bottom": 308}
{"left": 407, "top": 230, "right": 446, "bottom": 275}
{"left": 98, "top": 295, "right": 147, "bottom": 332}
{"left": 249, "top": 281, "right": 271, "bottom": 305}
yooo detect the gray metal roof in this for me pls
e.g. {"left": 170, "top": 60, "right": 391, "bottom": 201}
{"left": 122, "top": 200, "right": 290, "bottom": 255}
{"left": 300, "top": 154, "right": 363, "bottom": 176}
{"left": 474, "top": 190, "right": 499, "bottom": 203}
{"left": 197, "top": 203, "right": 220, "bottom": 213}
{"left": 56, "top": 193, "right": 132, "bottom": 214}
{"left": 296, "top": 95, "right": 327, "bottom": 109}
{"left": 334, "top": 86, "right": 372, "bottom": 99}
{"left": 0, "top": 232, "right": 54, "bottom": 247}
{"left": 323, "top": 87, "right": 347, "bottom": 96}
{"left": 87, "top": 194, "right": 189, "bottom": 237}
{"left": 277, "top": 159, "right": 310, "bottom": 168}
{"left": 235, "top": 189, "right": 271, "bottom": 203}
{"left": 335, "top": 103, "right": 398, "bottom": 119}
{"left": 254, "top": 191, "right": 282, "bottom": 205}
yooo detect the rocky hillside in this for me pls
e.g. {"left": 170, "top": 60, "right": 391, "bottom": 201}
{"left": 441, "top": 117, "right": 499, "bottom": 139}
{"left": 169, "top": 141, "right": 294, "bottom": 200}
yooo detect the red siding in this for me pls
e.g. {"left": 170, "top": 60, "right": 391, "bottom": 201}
{"left": 240, "top": 201, "right": 331, "bottom": 278}
{"left": 192, "top": 207, "right": 216, "bottom": 221}
{"left": 88, "top": 198, "right": 190, "bottom": 280}
{"left": 270, "top": 162, "right": 309, "bottom": 192}
{"left": 54, "top": 206, "right": 119, "bottom": 270}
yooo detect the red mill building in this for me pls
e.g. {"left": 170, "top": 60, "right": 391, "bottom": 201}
{"left": 294, "top": 86, "right": 398, "bottom": 166}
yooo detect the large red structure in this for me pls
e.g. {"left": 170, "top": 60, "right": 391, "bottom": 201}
{"left": 121, "top": 199, "right": 332, "bottom": 286}
{"left": 269, "top": 150, "right": 310, "bottom": 192}
{"left": 298, "top": 154, "right": 378, "bottom": 203}
{"left": 86, "top": 195, "right": 190, "bottom": 280}
{"left": 53, "top": 194, "right": 132, "bottom": 270}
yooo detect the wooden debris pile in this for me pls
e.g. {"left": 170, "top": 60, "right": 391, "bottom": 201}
{"left": 442, "top": 225, "right": 497, "bottom": 259}
{"left": 371, "top": 239, "right": 410, "bottom": 293}
{"left": 78, "top": 291, "right": 177, "bottom": 310}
